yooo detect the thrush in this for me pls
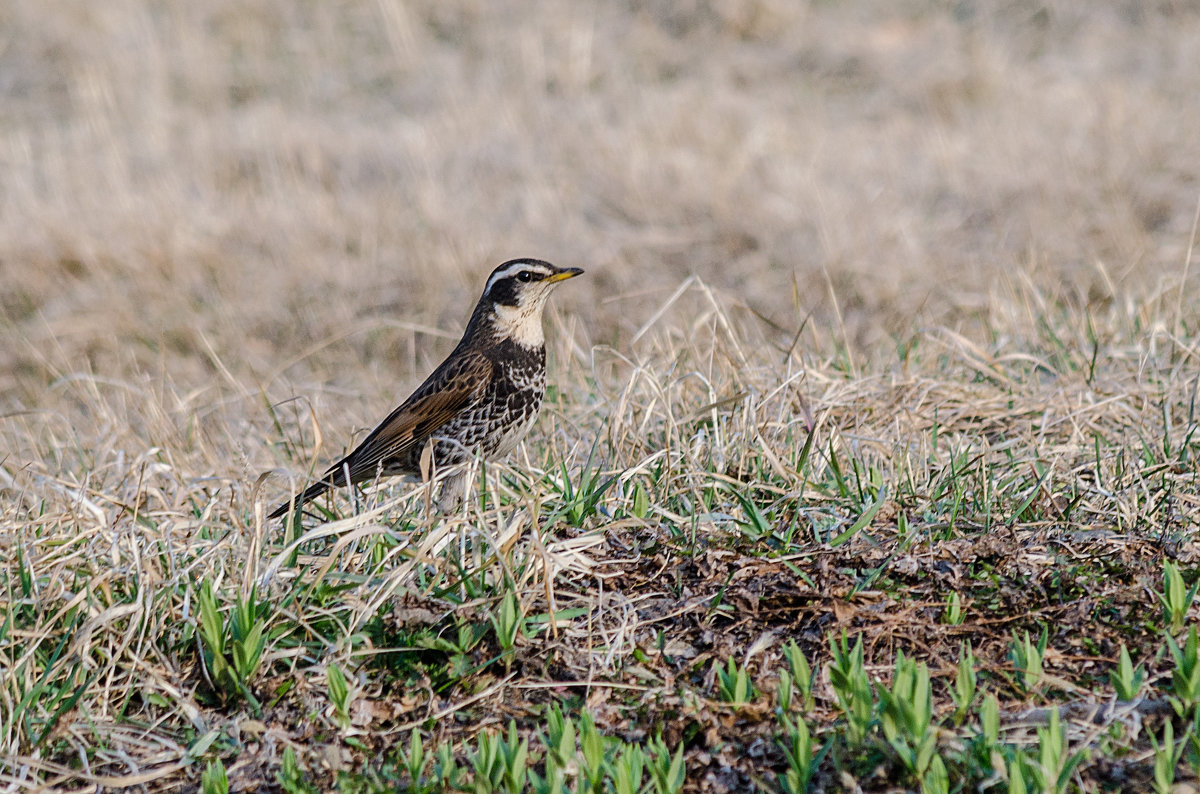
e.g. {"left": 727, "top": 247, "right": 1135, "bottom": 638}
{"left": 269, "top": 259, "right": 583, "bottom": 520}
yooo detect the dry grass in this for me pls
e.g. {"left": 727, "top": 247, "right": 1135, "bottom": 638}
{"left": 3, "top": 1, "right": 1200, "bottom": 791}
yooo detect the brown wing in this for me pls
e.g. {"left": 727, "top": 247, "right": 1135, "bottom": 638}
{"left": 330, "top": 350, "right": 491, "bottom": 486}
{"left": 268, "top": 350, "right": 491, "bottom": 520}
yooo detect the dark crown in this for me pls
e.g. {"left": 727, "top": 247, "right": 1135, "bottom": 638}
{"left": 483, "top": 259, "right": 558, "bottom": 306}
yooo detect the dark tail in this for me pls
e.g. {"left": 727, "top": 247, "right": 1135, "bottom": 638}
{"left": 268, "top": 480, "right": 328, "bottom": 520}
{"left": 268, "top": 462, "right": 352, "bottom": 520}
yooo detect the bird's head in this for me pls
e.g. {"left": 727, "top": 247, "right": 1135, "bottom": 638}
{"left": 475, "top": 259, "right": 583, "bottom": 348}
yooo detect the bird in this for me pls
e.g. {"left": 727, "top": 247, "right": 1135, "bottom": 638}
{"left": 269, "top": 259, "right": 583, "bottom": 520}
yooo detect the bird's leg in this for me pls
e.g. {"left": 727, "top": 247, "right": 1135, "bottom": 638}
{"left": 436, "top": 470, "right": 468, "bottom": 513}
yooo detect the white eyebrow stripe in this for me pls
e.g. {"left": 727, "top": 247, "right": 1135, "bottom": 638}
{"left": 484, "top": 262, "right": 553, "bottom": 294}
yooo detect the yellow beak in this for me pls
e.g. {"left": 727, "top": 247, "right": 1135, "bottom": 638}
{"left": 546, "top": 267, "right": 584, "bottom": 283}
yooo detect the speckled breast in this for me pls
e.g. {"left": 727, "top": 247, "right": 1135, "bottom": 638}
{"left": 411, "top": 345, "right": 546, "bottom": 469}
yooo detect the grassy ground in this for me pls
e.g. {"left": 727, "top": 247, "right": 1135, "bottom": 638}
{"left": 3, "top": 1, "right": 1200, "bottom": 791}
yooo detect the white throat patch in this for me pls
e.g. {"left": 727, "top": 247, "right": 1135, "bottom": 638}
{"left": 491, "top": 301, "right": 545, "bottom": 348}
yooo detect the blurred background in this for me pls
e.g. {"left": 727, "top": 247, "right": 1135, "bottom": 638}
{"left": 3, "top": 6, "right": 1197, "bottom": 785}
{"left": 1, "top": 0, "right": 1197, "bottom": 424}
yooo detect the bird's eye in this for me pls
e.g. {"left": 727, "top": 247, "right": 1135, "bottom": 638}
{"left": 517, "top": 271, "right": 534, "bottom": 282}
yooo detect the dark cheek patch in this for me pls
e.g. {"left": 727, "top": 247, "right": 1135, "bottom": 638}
{"left": 491, "top": 280, "right": 521, "bottom": 306}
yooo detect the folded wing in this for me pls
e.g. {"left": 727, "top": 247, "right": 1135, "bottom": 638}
{"left": 268, "top": 351, "right": 492, "bottom": 519}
